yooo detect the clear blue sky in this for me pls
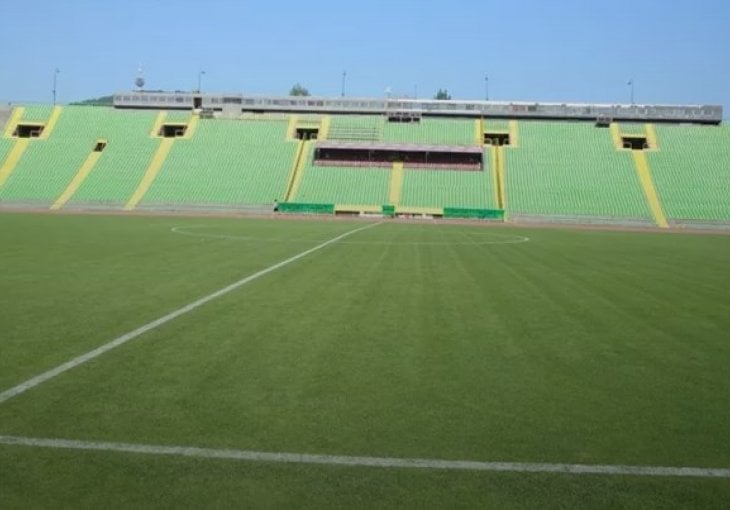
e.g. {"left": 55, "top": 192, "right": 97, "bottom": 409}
{"left": 1, "top": 0, "right": 728, "bottom": 110}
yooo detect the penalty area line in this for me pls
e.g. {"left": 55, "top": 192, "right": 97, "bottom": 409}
{"left": 0, "top": 222, "right": 380, "bottom": 405}
{"left": 0, "top": 435, "right": 728, "bottom": 478}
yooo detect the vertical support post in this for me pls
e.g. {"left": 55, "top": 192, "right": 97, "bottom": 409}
{"left": 52, "top": 68, "right": 60, "bottom": 106}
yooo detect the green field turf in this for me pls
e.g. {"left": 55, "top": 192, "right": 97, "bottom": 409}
{"left": 1, "top": 213, "right": 729, "bottom": 509}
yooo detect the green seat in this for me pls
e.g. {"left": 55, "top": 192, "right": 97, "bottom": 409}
{"left": 648, "top": 125, "right": 730, "bottom": 221}
{"left": 504, "top": 122, "right": 651, "bottom": 219}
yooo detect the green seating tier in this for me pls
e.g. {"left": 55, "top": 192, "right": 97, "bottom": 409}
{"left": 0, "top": 138, "right": 12, "bottom": 162}
{"left": 484, "top": 119, "right": 509, "bottom": 131}
{"left": 619, "top": 123, "right": 646, "bottom": 135}
{"left": 0, "top": 107, "right": 157, "bottom": 205}
{"left": 296, "top": 146, "right": 390, "bottom": 205}
{"left": 328, "top": 116, "right": 383, "bottom": 141}
{"left": 165, "top": 111, "right": 193, "bottom": 123}
{"left": 68, "top": 109, "right": 159, "bottom": 206}
{"left": 21, "top": 105, "right": 53, "bottom": 122}
{"left": 1, "top": 105, "right": 729, "bottom": 222}
{"left": 401, "top": 162, "right": 496, "bottom": 210}
{"left": 142, "top": 119, "right": 295, "bottom": 206}
{"left": 296, "top": 167, "right": 390, "bottom": 205}
{"left": 382, "top": 118, "right": 474, "bottom": 145}
{"left": 504, "top": 122, "right": 651, "bottom": 219}
{"left": 649, "top": 125, "right": 730, "bottom": 221}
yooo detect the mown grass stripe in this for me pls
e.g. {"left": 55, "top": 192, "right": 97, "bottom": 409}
{"left": 0, "top": 222, "right": 379, "bottom": 405}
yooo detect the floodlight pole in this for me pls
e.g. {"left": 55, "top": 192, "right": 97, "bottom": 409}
{"left": 631, "top": 80, "right": 636, "bottom": 105}
{"left": 485, "top": 74, "right": 489, "bottom": 101}
{"left": 628, "top": 79, "right": 634, "bottom": 105}
{"left": 341, "top": 70, "right": 347, "bottom": 97}
{"left": 198, "top": 70, "right": 206, "bottom": 93}
{"left": 52, "top": 68, "right": 60, "bottom": 106}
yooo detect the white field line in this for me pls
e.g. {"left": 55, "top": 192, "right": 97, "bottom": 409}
{"left": 0, "top": 435, "right": 728, "bottom": 478}
{"left": 0, "top": 222, "right": 380, "bottom": 405}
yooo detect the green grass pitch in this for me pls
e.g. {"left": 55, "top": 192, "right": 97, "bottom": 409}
{"left": 1, "top": 212, "right": 729, "bottom": 509}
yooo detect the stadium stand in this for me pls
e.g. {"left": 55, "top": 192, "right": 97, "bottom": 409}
{"left": 648, "top": 124, "right": 730, "bottom": 222}
{"left": 0, "top": 131, "right": 12, "bottom": 164}
{"left": 484, "top": 119, "right": 510, "bottom": 132}
{"left": 382, "top": 118, "right": 475, "bottom": 146}
{"left": 20, "top": 105, "right": 54, "bottom": 122}
{"left": 164, "top": 110, "right": 195, "bottom": 123}
{"left": 327, "top": 116, "right": 383, "bottom": 141}
{"left": 295, "top": 144, "right": 391, "bottom": 206}
{"left": 65, "top": 109, "right": 160, "bottom": 207}
{"left": 618, "top": 123, "right": 647, "bottom": 136}
{"left": 400, "top": 153, "right": 497, "bottom": 210}
{"left": 0, "top": 106, "right": 95, "bottom": 205}
{"left": 504, "top": 121, "right": 652, "bottom": 220}
{"left": 2, "top": 102, "right": 729, "bottom": 224}
{"left": 140, "top": 118, "right": 295, "bottom": 208}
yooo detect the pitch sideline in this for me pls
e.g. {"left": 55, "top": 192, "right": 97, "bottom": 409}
{"left": 0, "top": 222, "right": 380, "bottom": 405}
{"left": 0, "top": 435, "right": 728, "bottom": 478}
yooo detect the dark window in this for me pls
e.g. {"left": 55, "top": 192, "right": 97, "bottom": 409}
{"left": 387, "top": 111, "right": 421, "bottom": 123}
{"left": 14, "top": 124, "right": 44, "bottom": 138}
{"left": 296, "top": 127, "right": 319, "bottom": 140}
{"left": 595, "top": 115, "right": 612, "bottom": 128}
{"left": 622, "top": 136, "right": 649, "bottom": 151}
{"left": 483, "top": 132, "right": 510, "bottom": 146}
{"left": 159, "top": 124, "right": 187, "bottom": 138}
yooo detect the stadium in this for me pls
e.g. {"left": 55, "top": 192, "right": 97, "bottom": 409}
{"left": 1, "top": 2, "right": 730, "bottom": 509}
{"left": 0, "top": 93, "right": 728, "bottom": 224}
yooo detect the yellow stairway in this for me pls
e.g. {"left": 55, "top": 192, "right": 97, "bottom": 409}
{"left": 124, "top": 111, "right": 202, "bottom": 210}
{"left": 319, "top": 116, "right": 331, "bottom": 140}
{"left": 508, "top": 120, "right": 519, "bottom": 147}
{"left": 39, "top": 106, "right": 62, "bottom": 139}
{"left": 285, "top": 140, "right": 309, "bottom": 201}
{"left": 3, "top": 107, "right": 25, "bottom": 138}
{"left": 0, "top": 139, "right": 30, "bottom": 186}
{"left": 645, "top": 123, "right": 659, "bottom": 149}
{"left": 149, "top": 111, "right": 167, "bottom": 137}
{"left": 609, "top": 123, "right": 623, "bottom": 150}
{"left": 124, "top": 138, "right": 175, "bottom": 210}
{"left": 51, "top": 149, "right": 104, "bottom": 210}
{"left": 632, "top": 151, "right": 668, "bottom": 228}
{"left": 286, "top": 115, "right": 299, "bottom": 141}
{"left": 491, "top": 145, "right": 506, "bottom": 210}
{"left": 183, "top": 114, "right": 200, "bottom": 139}
{"left": 389, "top": 161, "right": 404, "bottom": 205}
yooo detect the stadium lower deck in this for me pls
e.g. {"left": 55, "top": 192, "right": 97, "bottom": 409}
{"left": 1, "top": 104, "right": 729, "bottom": 228}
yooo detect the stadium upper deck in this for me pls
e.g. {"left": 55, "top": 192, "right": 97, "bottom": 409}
{"left": 113, "top": 91, "right": 723, "bottom": 125}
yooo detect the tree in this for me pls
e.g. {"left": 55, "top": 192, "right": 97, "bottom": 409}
{"left": 434, "top": 89, "right": 451, "bottom": 100}
{"left": 289, "top": 83, "right": 310, "bottom": 96}
{"left": 70, "top": 95, "right": 114, "bottom": 106}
